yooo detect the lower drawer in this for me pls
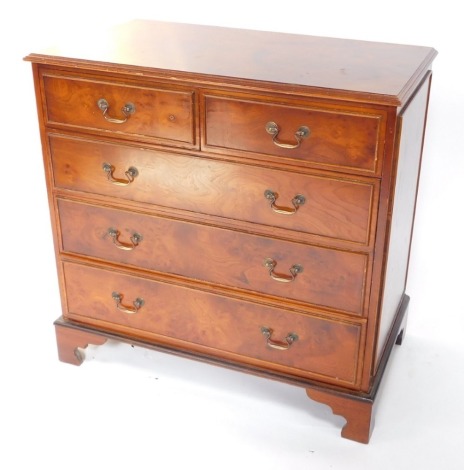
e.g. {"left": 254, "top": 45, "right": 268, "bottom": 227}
{"left": 62, "top": 262, "right": 365, "bottom": 387}
{"left": 57, "top": 198, "right": 368, "bottom": 315}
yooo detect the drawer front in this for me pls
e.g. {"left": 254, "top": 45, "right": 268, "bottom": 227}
{"left": 41, "top": 72, "right": 196, "bottom": 147}
{"left": 203, "top": 94, "right": 385, "bottom": 174}
{"left": 63, "top": 261, "right": 365, "bottom": 386}
{"left": 50, "top": 134, "right": 377, "bottom": 245}
{"left": 58, "top": 199, "right": 368, "bottom": 314}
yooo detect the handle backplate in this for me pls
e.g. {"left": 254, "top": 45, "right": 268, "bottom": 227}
{"left": 97, "top": 98, "right": 136, "bottom": 124}
{"left": 102, "top": 162, "right": 139, "bottom": 186}
{"left": 263, "top": 258, "right": 303, "bottom": 283}
{"left": 107, "top": 228, "right": 142, "bottom": 251}
{"left": 265, "top": 121, "right": 310, "bottom": 149}
{"left": 112, "top": 291, "right": 144, "bottom": 314}
{"left": 264, "top": 189, "right": 306, "bottom": 215}
{"left": 260, "top": 327, "right": 298, "bottom": 350}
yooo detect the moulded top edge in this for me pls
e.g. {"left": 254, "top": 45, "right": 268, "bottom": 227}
{"left": 24, "top": 20, "right": 438, "bottom": 107}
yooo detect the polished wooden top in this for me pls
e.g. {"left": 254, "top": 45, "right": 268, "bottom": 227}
{"left": 25, "top": 20, "right": 437, "bottom": 105}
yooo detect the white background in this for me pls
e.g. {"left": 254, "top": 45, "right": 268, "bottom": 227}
{"left": 2, "top": 1, "right": 463, "bottom": 468}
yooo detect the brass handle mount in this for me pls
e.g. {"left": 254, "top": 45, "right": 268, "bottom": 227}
{"left": 263, "top": 258, "right": 303, "bottom": 283}
{"left": 112, "top": 292, "right": 144, "bottom": 314}
{"left": 97, "top": 98, "right": 135, "bottom": 124}
{"left": 265, "top": 121, "right": 310, "bottom": 149}
{"left": 260, "top": 327, "right": 298, "bottom": 350}
{"left": 107, "top": 228, "right": 142, "bottom": 251}
{"left": 264, "top": 190, "right": 305, "bottom": 215}
{"left": 102, "top": 162, "right": 139, "bottom": 186}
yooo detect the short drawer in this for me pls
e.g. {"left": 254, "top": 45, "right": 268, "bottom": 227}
{"left": 58, "top": 199, "right": 369, "bottom": 315}
{"left": 203, "top": 94, "right": 385, "bottom": 174}
{"left": 41, "top": 71, "right": 196, "bottom": 147}
{"left": 63, "top": 261, "right": 365, "bottom": 386}
{"left": 50, "top": 134, "right": 377, "bottom": 245}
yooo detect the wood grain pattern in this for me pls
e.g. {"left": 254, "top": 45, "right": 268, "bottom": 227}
{"left": 63, "top": 261, "right": 365, "bottom": 386}
{"left": 25, "top": 20, "right": 436, "bottom": 443}
{"left": 25, "top": 20, "right": 437, "bottom": 105}
{"left": 203, "top": 94, "right": 384, "bottom": 174}
{"left": 57, "top": 198, "right": 369, "bottom": 314}
{"left": 41, "top": 71, "right": 196, "bottom": 147}
{"left": 49, "top": 133, "right": 377, "bottom": 245}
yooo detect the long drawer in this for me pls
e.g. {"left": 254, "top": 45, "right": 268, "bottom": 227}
{"left": 49, "top": 134, "right": 377, "bottom": 245}
{"left": 63, "top": 261, "right": 365, "bottom": 386}
{"left": 40, "top": 71, "right": 196, "bottom": 148}
{"left": 57, "top": 198, "right": 369, "bottom": 315}
{"left": 203, "top": 93, "right": 386, "bottom": 175}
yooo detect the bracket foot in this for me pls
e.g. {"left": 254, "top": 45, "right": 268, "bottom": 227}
{"left": 306, "top": 387, "right": 374, "bottom": 444}
{"left": 54, "top": 318, "right": 107, "bottom": 365}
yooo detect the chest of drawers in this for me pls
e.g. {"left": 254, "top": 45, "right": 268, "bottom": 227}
{"left": 25, "top": 20, "right": 436, "bottom": 443}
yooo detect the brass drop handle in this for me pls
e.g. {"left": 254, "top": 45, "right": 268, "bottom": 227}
{"left": 265, "top": 121, "right": 310, "bottom": 149}
{"left": 260, "top": 327, "right": 298, "bottom": 350}
{"left": 107, "top": 228, "right": 142, "bottom": 251}
{"left": 97, "top": 98, "right": 136, "bottom": 124}
{"left": 263, "top": 258, "right": 303, "bottom": 283}
{"left": 112, "top": 291, "right": 144, "bottom": 314}
{"left": 102, "top": 162, "right": 139, "bottom": 186}
{"left": 264, "top": 190, "right": 306, "bottom": 215}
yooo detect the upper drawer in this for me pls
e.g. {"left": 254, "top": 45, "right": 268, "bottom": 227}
{"left": 203, "top": 93, "right": 386, "bottom": 175}
{"left": 49, "top": 134, "right": 378, "bottom": 245}
{"left": 40, "top": 70, "right": 197, "bottom": 148}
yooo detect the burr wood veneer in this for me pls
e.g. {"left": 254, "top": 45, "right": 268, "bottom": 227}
{"left": 25, "top": 20, "right": 437, "bottom": 443}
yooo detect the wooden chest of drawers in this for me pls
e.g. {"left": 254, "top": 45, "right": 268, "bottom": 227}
{"left": 25, "top": 20, "right": 437, "bottom": 443}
